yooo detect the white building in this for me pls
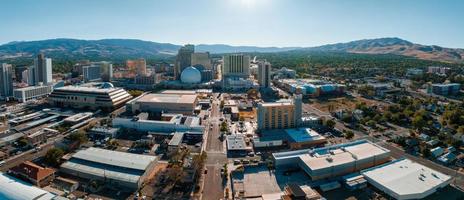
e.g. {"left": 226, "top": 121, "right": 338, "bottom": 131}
{"left": 113, "top": 113, "right": 204, "bottom": 133}
{"left": 83, "top": 65, "right": 102, "bottom": 82}
{"left": 0, "top": 173, "right": 56, "bottom": 200}
{"left": 273, "top": 140, "right": 390, "bottom": 180}
{"left": 13, "top": 85, "right": 53, "bottom": 102}
{"left": 92, "top": 61, "right": 113, "bottom": 82}
{"left": 361, "top": 159, "right": 451, "bottom": 200}
{"left": 222, "top": 54, "right": 253, "bottom": 90}
{"left": 48, "top": 84, "right": 132, "bottom": 110}
{"left": 0, "top": 63, "right": 13, "bottom": 99}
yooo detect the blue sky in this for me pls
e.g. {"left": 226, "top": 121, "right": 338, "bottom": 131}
{"left": 1, "top": 0, "right": 463, "bottom": 48}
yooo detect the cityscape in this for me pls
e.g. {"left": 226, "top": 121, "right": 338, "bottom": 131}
{"left": 1, "top": 1, "right": 464, "bottom": 200}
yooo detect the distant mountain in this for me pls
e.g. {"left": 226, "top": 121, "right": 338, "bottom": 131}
{"left": 304, "top": 37, "right": 464, "bottom": 63}
{"left": 0, "top": 38, "right": 180, "bottom": 60}
{"left": 0, "top": 39, "right": 299, "bottom": 61}
{"left": 1, "top": 37, "right": 463, "bottom": 63}
{"left": 196, "top": 44, "right": 299, "bottom": 53}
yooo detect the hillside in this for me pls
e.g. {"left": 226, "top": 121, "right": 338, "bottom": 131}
{"left": 306, "top": 37, "right": 464, "bottom": 63}
{"left": 1, "top": 37, "right": 463, "bottom": 64}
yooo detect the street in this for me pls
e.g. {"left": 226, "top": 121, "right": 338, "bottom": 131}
{"left": 202, "top": 93, "right": 227, "bottom": 200}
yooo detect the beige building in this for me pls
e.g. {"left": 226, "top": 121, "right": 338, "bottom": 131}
{"left": 222, "top": 54, "right": 250, "bottom": 78}
{"left": 127, "top": 93, "right": 198, "bottom": 115}
{"left": 191, "top": 52, "right": 212, "bottom": 70}
{"left": 48, "top": 85, "right": 132, "bottom": 111}
{"left": 257, "top": 95, "right": 302, "bottom": 130}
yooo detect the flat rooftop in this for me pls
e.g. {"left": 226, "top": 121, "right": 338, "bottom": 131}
{"left": 54, "top": 85, "right": 121, "bottom": 93}
{"left": 273, "top": 140, "right": 390, "bottom": 170}
{"left": 160, "top": 90, "right": 196, "bottom": 95}
{"left": 285, "top": 128, "right": 326, "bottom": 143}
{"left": 136, "top": 93, "right": 197, "bottom": 104}
{"left": 227, "top": 135, "right": 247, "bottom": 150}
{"left": 0, "top": 173, "right": 55, "bottom": 200}
{"left": 71, "top": 147, "right": 156, "bottom": 170}
{"left": 361, "top": 159, "right": 452, "bottom": 199}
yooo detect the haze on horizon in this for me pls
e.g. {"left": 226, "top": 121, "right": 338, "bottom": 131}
{"left": 1, "top": 0, "right": 463, "bottom": 48}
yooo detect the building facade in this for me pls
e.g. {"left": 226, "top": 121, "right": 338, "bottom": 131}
{"left": 33, "top": 53, "right": 53, "bottom": 85}
{"left": 83, "top": 65, "right": 102, "bottom": 82}
{"left": 175, "top": 44, "right": 195, "bottom": 79}
{"left": 191, "top": 52, "right": 212, "bottom": 70}
{"left": 0, "top": 63, "right": 13, "bottom": 99}
{"left": 258, "top": 60, "right": 271, "bottom": 88}
{"left": 257, "top": 95, "right": 302, "bottom": 130}
{"left": 48, "top": 85, "right": 132, "bottom": 110}
{"left": 13, "top": 85, "right": 53, "bottom": 102}
{"left": 222, "top": 54, "right": 250, "bottom": 78}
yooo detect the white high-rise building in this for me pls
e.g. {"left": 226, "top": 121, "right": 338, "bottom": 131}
{"left": 258, "top": 60, "right": 271, "bottom": 88}
{"left": 0, "top": 63, "right": 14, "bottom": 99}
{"left": 83, "top": 65, "right": 102, "bottom": 82}
{"left": 91, "top": 61, "right": 113, "bottom": 82}
{"left": 222, "top": 54, "right": 250, "bottom": 78}
{"left": 34, "top": 53, "right": 52, "bottom": 85}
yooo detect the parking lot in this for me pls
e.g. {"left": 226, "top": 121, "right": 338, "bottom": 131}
{"left": 232, "top": 165, "right": 310, "bottom": 198}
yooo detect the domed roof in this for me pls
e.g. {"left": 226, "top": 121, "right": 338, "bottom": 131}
{"left": 100, "top": 82, "right": 114, "bottom": 88}
{"left": 181, "top": 66, "right": 202, "bottom": 84}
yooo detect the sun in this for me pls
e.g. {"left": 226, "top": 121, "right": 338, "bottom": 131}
{"left": 239, "top": 0, "right": 257, "bottom": 9}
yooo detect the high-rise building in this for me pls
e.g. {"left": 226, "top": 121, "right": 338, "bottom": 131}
{"left": 34, "top": 53, "right": 53, "bottom": 85}
{"left": 92, "top": 61, "right": 113, "bottom": 82}
{"left": 175, "top": 44, "right": 195, "bottom": 79}
{"left": 83, "top": 65, "right": 102, "bottom": 82}
{"left": 0, "top": 63, "right": 14, "bottom": 99}
{"left": 258, "top": 60, "right": 271, "bottom": 88}
{"left": 191, "top": 52, "right": 212, "bottom": 70}
{"left": 222, "top": 54, "right": 250, "bottom": 78}
{"left": 14, "top": 66, "right": 28, "bottom": 82}
{"left": 257, "top": 95, "right": 302, "bottom": 130}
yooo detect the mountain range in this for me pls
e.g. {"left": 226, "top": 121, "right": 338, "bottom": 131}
{"left": 0, "top": 37, "right": 463, "bottom": 63}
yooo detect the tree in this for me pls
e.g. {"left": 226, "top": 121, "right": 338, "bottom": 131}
{"left": 345, "top": 131, "right": 355, "bottom": 140}
{"left": 68, "top": 131, "right": 88, "bottom": 145}
{"left": 366, "top": 120, "right": 377, "bottom": 128}
{"left": 220, "top": 121, "right": 229, "bottom": 132}
{"left": 325, "top": 119, "right": 336, "bottom": 129}
{"left": 17, "top": 138, "right": 29, "bottom": 147}
{"left": 44, "top": 148, "right": 64, "bottom": 167}
{"left": 128, "top": 90, "right": 143, "bottom": 97}
{"left": 421, "top": 148, "right": 431, "bottom": 158}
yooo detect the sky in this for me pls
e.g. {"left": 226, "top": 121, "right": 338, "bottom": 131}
{"left": 1, "top": 0, "right": 463, "bottom": 48}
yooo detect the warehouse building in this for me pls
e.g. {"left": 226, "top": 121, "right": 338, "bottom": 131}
{"left": 48, "top": 84, "right": 132, "bottom": 111}
{"left": 361, "top": 158, "right": 451, "bottom": 200}
{"left": 273, "top": 140, "right": 390, "bottom": 180}
{"left": 60, "top": 147, "right": 158, "bottom": 190}
{"left": 113, "top": 113, "right": 204, "bottom": 133}
{"left": 127, "top": 93, "right": 198, "bottom": 115}
{"left": 0, "top": 173, "right": 56, "bottom": 200}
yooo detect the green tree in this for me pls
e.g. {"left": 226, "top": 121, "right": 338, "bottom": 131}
{"left": 344, "top": 131, "right": 355, "bottom": 139}
{"left": 44, "top": 148, "right": 64, "bottom": 167}
{"left": 68, "top": 131, "right": 88, "bottom": 145}
{"left": 325, "top": 119, "right": 336, "bottom": 129}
